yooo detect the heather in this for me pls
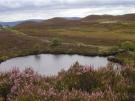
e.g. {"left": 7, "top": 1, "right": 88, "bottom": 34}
{"left": 0, "top": 63, "right": 135, "bottom": 101}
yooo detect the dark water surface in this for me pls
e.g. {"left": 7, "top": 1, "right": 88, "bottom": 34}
{"left": 0, "top": 54, "right": 109, "bottom": 75}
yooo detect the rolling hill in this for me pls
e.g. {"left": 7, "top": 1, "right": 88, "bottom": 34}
{"left": 0, "top": 19, "right": 43, "bottom": 27}
{"left": 16, "top": 13, "right": 135, "bottom": 27}
{"left": 15, "top": 13, "right": 135, "bottom": 46}
{"left": 0, "top": 13, "right": 135, "bottom": 61}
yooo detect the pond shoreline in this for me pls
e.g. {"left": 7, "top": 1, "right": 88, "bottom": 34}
{"left": 0, "top": 51, "right": 115, "bottom": 63}
{"left": 0, "top": 54, "right": 109, "bottom": 75}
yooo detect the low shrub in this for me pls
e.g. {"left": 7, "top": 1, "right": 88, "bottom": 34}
{"left": 0, "top": 56, "right": 8, "bottom": 62}
{"left": 120, "top": 41, "right": 135, "bottom": 51}
{"left": 0, "top": 63, "right": 134, "bottom": 101}
{"left": 50, "top": 38, "right": 62, "bottom": 46}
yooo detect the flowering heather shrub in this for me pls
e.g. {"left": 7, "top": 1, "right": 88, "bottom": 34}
{"left": 0, "top": 63, "right": 135, "bottom": 101}
{"left": 56, "top": 63, "right": 101, "bottom": 92}
{"left": 0, "top": 73, "right": 11, "bottom": 101}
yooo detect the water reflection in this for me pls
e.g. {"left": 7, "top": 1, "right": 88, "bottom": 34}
{"left": 0, "top": 54, "right": 109, "bottom": 76}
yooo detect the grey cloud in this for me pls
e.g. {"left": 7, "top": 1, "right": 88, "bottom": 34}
{"left": 0, "top": 0, "right": 135, "bottom": 21}
{"left": 0, "top": 0, "right": 135, "bottom": 11}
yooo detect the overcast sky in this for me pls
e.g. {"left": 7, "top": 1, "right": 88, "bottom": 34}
{"left": 0, "top": 0, "right": 135, "bottom": 22}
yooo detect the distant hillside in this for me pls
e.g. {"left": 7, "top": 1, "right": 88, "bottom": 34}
{"left": 0, "top": 17, "right": 80, "bottom": 27}
{"left": 16, "top": 17, "right": 82, "bottom": 29}
{"left": 0, "top": 13, "right": 133, "bottom": 28}
{"left": 64, "top": 17, "right": 81, "bottom": 20}
{"left": 0, "top": 21, "right": 23, "bottom": 27}
{"left": 0, "top": 19, "right": 43, "bottom": 27}
{"left": 82, "top": 13, "right": 135, "bottom": 21}
{"left": 16, "top": 13, "right": 135, "bottom": 28}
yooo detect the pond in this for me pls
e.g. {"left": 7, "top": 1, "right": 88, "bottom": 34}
{"left": 0, "top": 54, "right": 109, "bottom": 76}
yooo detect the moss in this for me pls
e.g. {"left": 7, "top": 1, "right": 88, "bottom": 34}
{"left": 0, "top": 56, "right": 8, "bottom": 62}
